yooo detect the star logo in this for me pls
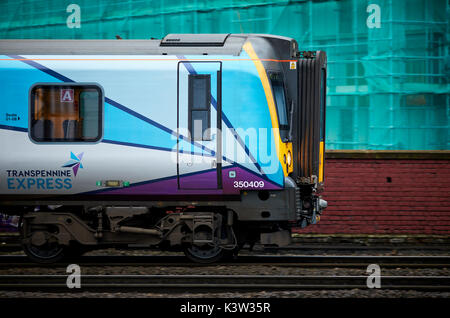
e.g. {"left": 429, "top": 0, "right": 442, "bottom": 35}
{"left": 62, "top": 152, "right": 84, "bottom": 177}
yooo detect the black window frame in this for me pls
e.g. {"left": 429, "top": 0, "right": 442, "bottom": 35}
{"left": 320, "top": 67, "right": 326, "bottom": 142}
{"left": 269, "top": 72, "right": 290, "bottom": 132}
{"left": 29, "top": 83, "right": 104, "bottom": 143}
{"left": 188, "top": 74, "right": 211, "bottom": 141}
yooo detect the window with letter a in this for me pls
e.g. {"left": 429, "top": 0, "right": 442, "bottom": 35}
{"left": 30, "top": 84, "right": 103, "bottom": 142}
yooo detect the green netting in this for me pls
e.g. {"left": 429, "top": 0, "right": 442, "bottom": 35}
{"left": 0, "top": 0, "right": 448, "bottom": 150}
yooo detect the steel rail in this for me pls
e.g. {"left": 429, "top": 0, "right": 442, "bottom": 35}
{"left": 0, "top": 274, "right": 448, "bottom": 291}
{"left": 0, "top": 255, "right": 449, "bottom": 268}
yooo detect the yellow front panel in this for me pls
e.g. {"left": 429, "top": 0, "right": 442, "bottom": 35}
{"left": 243, "top": 41, "right": 293, "bottom": 176}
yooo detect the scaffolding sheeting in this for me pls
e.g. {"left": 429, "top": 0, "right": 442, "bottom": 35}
{"left": 0, "top": 0, "right": 448, "bottom": 150}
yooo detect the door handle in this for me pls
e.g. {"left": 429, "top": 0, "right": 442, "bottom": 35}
{"left": 212, "top": 160, "right": 216, "bottom": 168}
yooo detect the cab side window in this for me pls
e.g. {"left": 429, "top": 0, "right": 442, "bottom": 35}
{"left": 269, "top": 73, "right": 289, "bottom": 130}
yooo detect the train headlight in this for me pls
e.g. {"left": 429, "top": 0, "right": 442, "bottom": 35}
{"left": 287, "top": 151, "right": 292, "bottom": 166}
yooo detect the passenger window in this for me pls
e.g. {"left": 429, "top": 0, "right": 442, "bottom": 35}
{"left": 188, "top": 75, "right": 211, "bottom": 141}
{"left": 270, "top": 73, "right": 289, "bottom": 129}
{"left": 30, "top": 84, "right": 103, "bottom": 142}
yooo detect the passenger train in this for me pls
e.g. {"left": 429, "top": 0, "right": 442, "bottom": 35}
{"left": 0, "top": 34, "right": 327, "bottom": 263}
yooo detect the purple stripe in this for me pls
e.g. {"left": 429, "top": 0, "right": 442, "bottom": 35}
{"left": 96, "top": 166, "right": 281, "bottom": 195}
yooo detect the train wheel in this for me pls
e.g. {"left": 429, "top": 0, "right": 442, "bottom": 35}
{"left": 22, "top": 236, "right": 66, "bottom": 264}
{"left": 183, "top": 244, "right": 225, "bottom": 264}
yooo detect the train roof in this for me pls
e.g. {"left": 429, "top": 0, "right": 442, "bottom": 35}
{"left": 0, "top": 33, "right": 296, "bottom": 56}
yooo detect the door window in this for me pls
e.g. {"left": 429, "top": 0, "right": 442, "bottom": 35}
{"left": 188, "top": 75, "right": 211, "bottom": 141}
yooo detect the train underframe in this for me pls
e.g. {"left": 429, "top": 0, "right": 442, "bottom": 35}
{"left": 2, "top": 185, "right": 327, "bottom": 263}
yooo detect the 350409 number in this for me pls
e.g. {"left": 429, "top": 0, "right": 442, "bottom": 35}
{"left": 233, "top": 181, "right": 265, "bottom": 188}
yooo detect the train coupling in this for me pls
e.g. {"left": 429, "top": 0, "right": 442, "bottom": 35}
{"left": 318, "top": 198, "right": 328, "bottom": 210}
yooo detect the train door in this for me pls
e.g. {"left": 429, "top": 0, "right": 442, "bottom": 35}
{"left": 177, "top": 61, "right": 222, "bottom": 189}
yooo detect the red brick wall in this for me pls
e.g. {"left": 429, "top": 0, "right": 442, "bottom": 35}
{"left": 298, "top": 153, "right": 450, "bottom": 235}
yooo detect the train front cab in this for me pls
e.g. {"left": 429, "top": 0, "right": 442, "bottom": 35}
{"left": 239, "top": 36, "right": 328, "bottom": 248}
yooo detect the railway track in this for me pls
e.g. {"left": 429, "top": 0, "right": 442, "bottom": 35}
{"left": 265, "top": 244, "right": 450, "bottom": 251}
{"left": 0, "top": 255, "right": 449, "bottom": 268}
{"left": 0, "top": 274, "right": 448, "bottom": 292}
{"left": 2, "top": 235, "right": 450, "bottom": 251}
